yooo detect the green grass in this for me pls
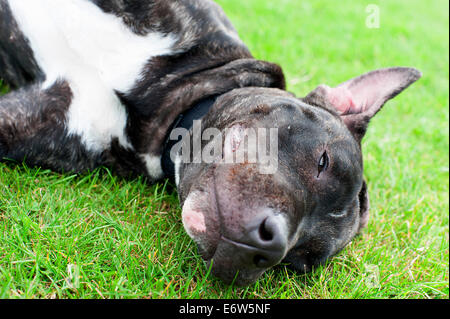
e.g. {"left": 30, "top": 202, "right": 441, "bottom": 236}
{"left": 0, "top": 0, "right": 448, "bottom": 299}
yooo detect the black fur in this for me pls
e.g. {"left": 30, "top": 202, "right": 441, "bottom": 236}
{"left": 0, "top": 0, "right": 43, "bottom": 88}
{"left": 0, "top": 81, "right": 101, "bottom": 172}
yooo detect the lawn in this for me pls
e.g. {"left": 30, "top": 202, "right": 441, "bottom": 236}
{"left": 0, "top": 0, "right": 448, "bottom": 299}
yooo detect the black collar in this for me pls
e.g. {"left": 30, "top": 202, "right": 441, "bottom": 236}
{"left": 161, "top": 96, "right": 219, "bottom": 178}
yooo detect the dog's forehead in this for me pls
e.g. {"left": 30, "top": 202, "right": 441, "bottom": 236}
{"left": 212, "top": 89, "right": 351, "bottom": 149}
{"left": 221, "top": 88, "right": 340, "bottom": 121}
{"left": 269, "top": 98, "right": 363, "bottom": 173}
{"left": 262, "top": 96, "right": 346, "bottom": 135}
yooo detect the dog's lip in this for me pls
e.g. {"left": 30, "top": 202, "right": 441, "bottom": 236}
{"left": 201, "top": 236, "right": 247, "bottom": 263}
{"left": 220, "top": 235, "right": 268, "bottom": 255}
{"left": 205, "top": 236, "right": 268, "bottom": 286}
{"left": 221, "top": 235, "right": 251, "bottom": 248}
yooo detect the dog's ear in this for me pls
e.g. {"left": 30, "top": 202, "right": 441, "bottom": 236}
{"left": 302, "top": 67, "right": 421, "bottom": 142}
{"left": 159, "top": 58, "right": 286, "bottom": 114}
{"left": 123, "top": 58, "right": 286, "bottom": 156}
{"left": 129, "top": 58, "right": 285, "bottom": 118}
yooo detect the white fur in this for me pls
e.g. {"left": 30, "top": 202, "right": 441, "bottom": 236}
{"left": 174, "top": 154, "right": 182, "bottom": 186}
{"left": 141, "top": 154, "right": 164, "bottom": 180}
{"left": 8, "top": 0, "right": 177, "bottom": 153}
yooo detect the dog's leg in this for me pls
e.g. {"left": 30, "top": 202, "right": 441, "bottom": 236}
{"left": 0, "top": 80, "right": 103, "bottom": 173}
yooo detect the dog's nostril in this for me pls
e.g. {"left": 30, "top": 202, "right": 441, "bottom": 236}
{"left": 236, "top": 214, "right": 287, "bottom": 269}
{"left": 258, "top": 218, "right": 274, "bottom": 241}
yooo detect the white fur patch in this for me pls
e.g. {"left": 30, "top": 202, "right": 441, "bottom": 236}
{"left": 141, "top": 154, "right": 164, "bottom": 180}
{"left": 174, "top": 154, "right": 182, "bottom": 186}
{"left": 9, "top": 0, "right": 177, "bottom": 152}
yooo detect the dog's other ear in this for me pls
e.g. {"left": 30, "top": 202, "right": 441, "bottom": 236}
{"left": 302, "top": 67, "right": 422, "bottom": 142}
{"left": 160, "top": 58, "right": 286, "bottom": 114}
{"left": 130, "top": 58, "right": 285, "bottom": 117}
{"left": 122, "top": 58, "right": 286, "bottom": 156}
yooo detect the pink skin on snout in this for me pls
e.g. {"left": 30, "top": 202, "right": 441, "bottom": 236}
{"left": 182, "top": 192, "right": 207, "bottom": 234}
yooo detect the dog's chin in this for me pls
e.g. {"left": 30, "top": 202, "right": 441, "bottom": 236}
{"left": 207, "top": 259, "right": 266, "bottom": 286}
{"left": 191, "top": 237, "right": 268, "bottom": 286}
{"left": 178, "top": 230, "right": 265, "bottom": 286}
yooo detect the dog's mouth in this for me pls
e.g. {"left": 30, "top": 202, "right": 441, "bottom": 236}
{"left": 181, "top": 170, "right": 290, "bottom": 286}
{"left": 204, "top": 237, "right": 272, "bottom": 286}
{"left": 182, "top": 191, "right": 255, "bottom": 285}
{"left": 190, "top": 232, "right": 278, "bottom": 286}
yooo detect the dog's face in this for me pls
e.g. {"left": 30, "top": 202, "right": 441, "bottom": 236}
{"left": 176, "top": 67, "right": 421, "bottom": 285}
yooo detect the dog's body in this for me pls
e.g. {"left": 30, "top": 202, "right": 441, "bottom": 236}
{"left": 0, "top": 0, "right": 283, "bottom": 178}
{"left": 0, "top": 0, "right": 420, "bottom": 285}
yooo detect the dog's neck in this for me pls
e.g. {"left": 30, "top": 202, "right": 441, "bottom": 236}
{"left": 161, "top": 95, "right": 219, "bottom": 178}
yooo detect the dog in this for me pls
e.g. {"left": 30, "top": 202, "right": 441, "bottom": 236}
{"left": 0, "top": 0, "right": 421, "bottom": 286}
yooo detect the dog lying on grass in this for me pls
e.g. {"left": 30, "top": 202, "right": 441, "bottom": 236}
{"left": 0, "top": 0, "right": 420, "bottom": 285}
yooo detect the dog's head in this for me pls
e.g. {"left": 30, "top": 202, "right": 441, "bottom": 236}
{"left": 176, "top": 66, "right": 421, "bottom": 285}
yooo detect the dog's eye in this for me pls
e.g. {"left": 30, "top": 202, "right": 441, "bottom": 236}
{"left": 317, "top": 151, "right": 329, "bottom": 178}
